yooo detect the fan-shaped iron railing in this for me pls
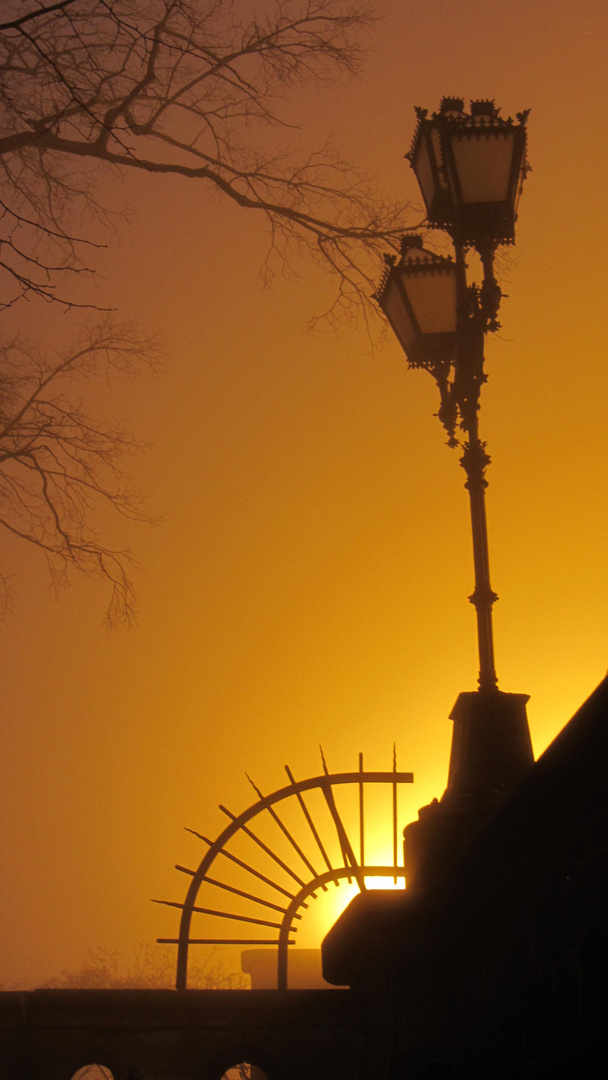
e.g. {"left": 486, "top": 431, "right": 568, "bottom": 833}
{"left": 155, "top": 750, "right": 413, "bottom": 989}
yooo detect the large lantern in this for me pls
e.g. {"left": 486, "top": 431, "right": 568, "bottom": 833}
{"left": 407, "top": 98, "right": 529, "bottom": 246}
{"left": 375, "top": 236, "right": 457, "bottom": 367}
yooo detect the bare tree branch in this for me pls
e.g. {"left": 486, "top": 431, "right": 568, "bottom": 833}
{"left": 0, "top": 320, "right": 159, "bottom": 624}
{"left": 0, "top": 1, "right": 415, "bottom": 620}
{"left": 0, "top": 1, "right": 78, "bottom": 34}
{"left": 0, "top": 0, "right": 411, "bottom": 316}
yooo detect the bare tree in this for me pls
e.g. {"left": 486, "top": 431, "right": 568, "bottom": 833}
{"left": 0, "top": 1, "right": 412, "bottom": 619}
{"left": 0, "top": 0, "right": 408, "bottom": 319}
{"left": 0, "top": 319, "right": 158, "bottom": 624}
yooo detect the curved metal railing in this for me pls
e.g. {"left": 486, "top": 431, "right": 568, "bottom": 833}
{"left": 155, "top": 750, "right": 413, "bottom": 989}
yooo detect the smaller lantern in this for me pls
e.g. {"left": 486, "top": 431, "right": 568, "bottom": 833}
{"left": 375, "top": 237, "right": 458, "bottom": 367}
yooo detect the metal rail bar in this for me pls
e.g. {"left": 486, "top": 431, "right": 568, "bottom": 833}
{"left": 284, "top": 764, "right": 334, "bottom": 878}
{"left": 246, "top": 774, "right": 325, "bottom": 888}
{"left": 176, "top": 906, "right": 282, "bottom": 929}
{"left": 184, "top": 831, "right": 298, "bottom": 901}
{"left": 393, "top": 744, "right": 398, "bottom": 884}
{"left": 320, "top": 782, "right": 364, "bottom": 891}
{"left": 161, "top": 938, "right": 295, "bottom": 946}
{"left": 219, "top": 806, "right": 309, "bottom": 890}
{"left": 153, "top": 890, "right": 297, "bottom": 918}
{"left": 359, "top": 753, "right": 364, "bottom": 867}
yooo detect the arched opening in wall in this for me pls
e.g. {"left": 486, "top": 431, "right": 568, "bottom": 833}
{"left": 221, "top": 1066, "right": 268, "bottom": 1080}
{"left": 70, "top": 1067, "right": 114, "bottom": 1080}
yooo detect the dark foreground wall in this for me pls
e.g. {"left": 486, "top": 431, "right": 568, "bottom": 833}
{"left": 324, "top": 676, "right": 608, "bottom": 1078}
{"left": 0, "top": 988, "right": 358, "bottom": 1080}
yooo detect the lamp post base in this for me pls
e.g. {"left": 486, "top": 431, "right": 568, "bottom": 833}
{"left": 404, "top": 690, "right": 533, "bottom": 890}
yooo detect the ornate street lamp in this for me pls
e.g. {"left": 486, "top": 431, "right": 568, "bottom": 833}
{"left": 377, "top": 97, "right": 530, "bottom": 694}
{"left": 376, "top": 99, "right": 534, "bottom": 888}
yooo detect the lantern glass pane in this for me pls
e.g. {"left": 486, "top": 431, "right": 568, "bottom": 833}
{"left": 402, "top": 270, "right": 457, "bottom": 335}
{"left": 383, "top": 277, "right": 416, "bottom": 356}
{"left": 413, "top": 134, "right": 437, "bottom": 214}
{"left": 449, "top": 132, "right": 516, "bottom": 204}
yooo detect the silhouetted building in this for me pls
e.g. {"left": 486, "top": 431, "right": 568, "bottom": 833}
{"left": 323, "top": 676, "right": 608, "bottom": 1077}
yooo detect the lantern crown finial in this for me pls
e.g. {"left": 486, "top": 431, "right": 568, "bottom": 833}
{"left": 400, "top": 233, "right": 425, "bottom": 254}
{"left": 470, "top": 99, "right": 498, "bottom": 118}
{"left": 439, "top": 97, "right": 465, "bottom": 115}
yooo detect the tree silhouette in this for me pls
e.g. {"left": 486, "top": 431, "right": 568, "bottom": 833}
{"left": 0, "top": 320, "right": 158, "bottom": 623}
{"left": 0, "top": 1, "right": 411, "bottom": 618}
{"left": 0, "top": 0, "right": 407, "bottom": 319}
{"left": 40, "top": 942, "right": 246, "bottom": 988}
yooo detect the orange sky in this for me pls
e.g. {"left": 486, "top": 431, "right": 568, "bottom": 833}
{"left": 2, "top": 0, "right": 608, "bottom": 988}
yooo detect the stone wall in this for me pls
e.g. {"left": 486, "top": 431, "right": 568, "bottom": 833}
{"left": 0, "top": 988, "right": 358, "bottom": 1080}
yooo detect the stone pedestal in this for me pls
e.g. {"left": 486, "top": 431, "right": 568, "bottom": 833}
{"left": 404, "top": 690, "right": 533, "bottom": 890}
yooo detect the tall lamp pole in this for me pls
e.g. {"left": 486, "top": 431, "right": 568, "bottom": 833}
{"left": 377, "top": 97, "right": 529, "bottom": 691}
{"left": 376, "top": 98, "right": 534, "bottom": 887}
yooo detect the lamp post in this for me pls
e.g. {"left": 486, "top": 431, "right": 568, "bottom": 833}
{"left": 377, "top": 98, "right": 530, "bottom": 692}
{"left": 377, "top": 98, "right": 534, "bottom": 888}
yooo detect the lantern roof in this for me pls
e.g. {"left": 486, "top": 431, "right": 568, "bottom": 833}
{"left": 407, "top": 100, "right": 531, "bottom": 162}
{"left": 375, "top": 236, "right": 455, "bottom": 308}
